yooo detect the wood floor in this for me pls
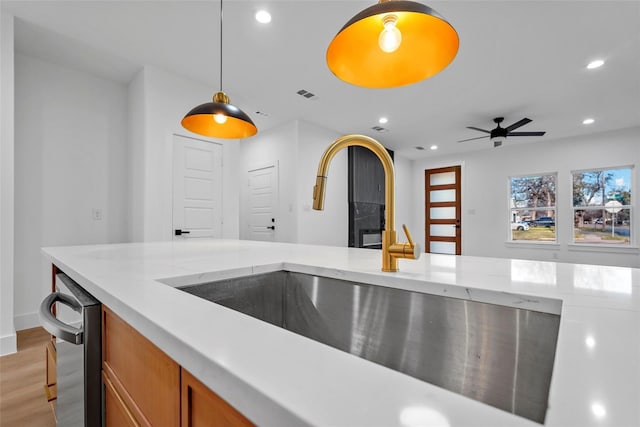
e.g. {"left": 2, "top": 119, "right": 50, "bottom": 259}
{"left": 0, "top": 328, "right": 56, "bottom": 427}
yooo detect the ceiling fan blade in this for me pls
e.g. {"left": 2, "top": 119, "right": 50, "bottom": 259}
{"left": 466, "top": 126, "right": 491, "bottom": 133}
{"left": 508, "top": 131, "right": 546, "bottom": 136}
{"left": 458, "top": 135, "right": 490, "bottom": 143}
{"left": 505, "top": 118, "right": 532, "bottom": 132}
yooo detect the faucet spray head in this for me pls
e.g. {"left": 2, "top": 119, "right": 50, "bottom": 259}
{"left": 312, "top": 176, "right": 327, "bottom": 210}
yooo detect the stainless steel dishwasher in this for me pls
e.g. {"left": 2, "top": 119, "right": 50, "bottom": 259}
{"left": 40, "top": 272, "right": 101, "bottom": 427}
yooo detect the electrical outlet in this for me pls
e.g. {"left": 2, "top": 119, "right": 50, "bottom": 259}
{"left": 92, "top": 208, "right": 102, "bottom": 221}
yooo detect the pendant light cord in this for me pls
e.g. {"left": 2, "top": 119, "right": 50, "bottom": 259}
{"left": 219, "top": 0, "right": 223, "bottom": 91}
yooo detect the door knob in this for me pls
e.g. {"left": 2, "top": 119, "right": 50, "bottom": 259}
{"left": 267, "top": 226, "right": 275, "bottom": 230}
{"left": 175, "top": 229, "right": 191, "bottom": 236}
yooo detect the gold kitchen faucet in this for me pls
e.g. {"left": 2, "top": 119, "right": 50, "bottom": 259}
{"left": 313, "top": 135, "right": 421, "bottom": 272}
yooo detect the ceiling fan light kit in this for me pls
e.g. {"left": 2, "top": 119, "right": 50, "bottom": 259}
{"left": 326, "top": 0, "right": 459, "bottom": 88}
{"left": 491, "top": 135, "right": 505, "bottom": 147}
{"left": 182, "top": 0, "right": 257, "bottom": 139}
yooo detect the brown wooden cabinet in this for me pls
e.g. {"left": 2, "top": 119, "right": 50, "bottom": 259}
{"left": 181, "top": 369, "right": 254, "bottom": 427}
{"left": 102, "top": 306, "right": 180, "bottom": 426}
{"left": 103, "top": 369, "right": 140, "bottom": 427}
{"left": 103, "top": 306, "right": 254, "bottom": 427}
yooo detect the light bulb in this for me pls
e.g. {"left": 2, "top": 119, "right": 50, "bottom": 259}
{"left": 214, "top": 113, "right": 228, "bottom": 124}
{"left": 379, "top": 15, "right": 401, "bottom": 53}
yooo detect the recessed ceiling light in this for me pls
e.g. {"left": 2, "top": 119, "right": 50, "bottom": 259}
{"left": 430, "top": 145, "right": 438, "bottom": 150}
{"left": 591, "top": 403, "right": 606, "bottom": 418}
{"left": 585, "top": 336, "right": 596, "bottom": 349}
{"left": 583, "top": 118, "right": 595, "bottom": 125}
{"left": 586, "top": 59, "right": 604, "bottom": 69}
{"left": 378, "top": 117, "right": 388, "bottom": 124}
{"left": 255, "top": 10, "right": 272, "bottom": 24}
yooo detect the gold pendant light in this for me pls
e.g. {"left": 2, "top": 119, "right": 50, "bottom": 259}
{"left": 182, "top": 0, "right": 257, "bottom": 139}
{"left": 326, "top": 0, "right": 459, "bottom": 88}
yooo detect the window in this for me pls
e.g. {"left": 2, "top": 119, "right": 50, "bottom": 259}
{"left": 572, "top": 167, "right": 632, "bottom": 245}
{"left": 510, "top": 174, "right": 557, "bottom": 242}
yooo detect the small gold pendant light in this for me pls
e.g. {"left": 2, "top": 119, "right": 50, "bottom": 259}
{"left": 326, "top": 0, "right": 459, "bottom": 88}
{"left": 182, "top": 0, "right": 257, "bottom": 139}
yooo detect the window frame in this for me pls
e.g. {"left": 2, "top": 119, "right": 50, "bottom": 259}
{"left": 571, "top": 165, "right": 634, "bottom": 247}
{"left": 508, "top": 172, "right": 558, "bottom": 244}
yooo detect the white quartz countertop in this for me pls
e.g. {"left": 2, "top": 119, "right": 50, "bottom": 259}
{"left": 42, "top": 239, "right": 640, "bottom": 427}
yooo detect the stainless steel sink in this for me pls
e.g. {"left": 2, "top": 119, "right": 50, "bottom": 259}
{"left": 178, "top": 271, "right": 560, "bottom": 424}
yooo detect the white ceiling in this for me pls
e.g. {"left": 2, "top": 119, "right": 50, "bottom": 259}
{"left": 3, "top": 0, "right": 640, "bottom": 159}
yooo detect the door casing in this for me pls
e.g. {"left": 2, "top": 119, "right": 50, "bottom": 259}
{"left": 425, "top": 165, "right": 462, "bottom": 255}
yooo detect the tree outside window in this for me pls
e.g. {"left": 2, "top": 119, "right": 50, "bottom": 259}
{"left": 510, "top": 174, "right": 557, "bottom": 242}
{"left": 573, "top": 167, "right": 632, "bottom": 245}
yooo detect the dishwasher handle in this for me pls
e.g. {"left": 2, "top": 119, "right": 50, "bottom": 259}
{"left": 39, "top": 292, "right": 84, "bottom": 345}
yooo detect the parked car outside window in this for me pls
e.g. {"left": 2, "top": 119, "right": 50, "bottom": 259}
{"left": 533, "top": 217, "right": 555, "bottom": 227}
{"left": 511, "top": 221, "right": 530, "bottom": 231}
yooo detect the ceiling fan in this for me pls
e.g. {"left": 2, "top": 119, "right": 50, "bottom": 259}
{"left": 458, "top": 117, "right": 546, "bottom": 147}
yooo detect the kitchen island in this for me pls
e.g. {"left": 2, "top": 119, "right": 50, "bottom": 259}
{"left": 42, "top": 239, "right": 639, "bottom": 426}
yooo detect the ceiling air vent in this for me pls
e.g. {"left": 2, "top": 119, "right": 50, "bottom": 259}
{"left": 296, "top": 89, "right": 319, "bottom": 100}
{"left": 371, "top": 126, "right": 389, "bottom": 133}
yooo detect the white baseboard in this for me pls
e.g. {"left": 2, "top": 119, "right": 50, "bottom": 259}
{"left": 0, "top": 333, "right": 17, "bottom": 356}
{"left": 14, "top": 311, "right": 40, "bottom": 331}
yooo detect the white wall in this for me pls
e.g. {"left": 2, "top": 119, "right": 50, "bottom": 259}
{"left": 7, "top": 58, "right": 242, "bottom": 333}
{"left": 393, "top": 153, "right": 414, "bottom": 244}
{"left": 238, "top": 120, "right": 348, "bottom": 246}
{"left": 13, "top": 53, "right": 130, "bottom": 329}
{"left": 239, "top": 121, "right": 298, "bottom": 242}
{"left": 128, "top": 68, "right": 145, "bottom": 243}
{"left": 0, "top": 12, "right": 16, "bottom": 355}
{"left": 409, "top": 127, "right": 640, "bottom": 267}
{"left": 296, "top": 121, "right": 347, "bottom": 247}
{"left": 131, "top": 65, "right": 240, "bottom": 242}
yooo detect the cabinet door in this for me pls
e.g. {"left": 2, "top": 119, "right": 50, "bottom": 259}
{"left": 181, "top": 369, "right": 254, "bottom": 427}
{"left": 348, "top": 146, "right": 394, "bottom": 205}
{"left": 103, "top": 370, "right": 140, "bottom": 427}
{"left": 102, "top": 306, "right": 180, "bottom": 426}
{"left": 349, "top": 146, "right": 383, "bottom": 204}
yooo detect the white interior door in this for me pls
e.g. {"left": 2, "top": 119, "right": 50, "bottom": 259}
{"left": 247, "top": 164, "right": 277, "bottom": 241}
{"left": 172, "top": 135, "right": 223, "bottom": 240}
